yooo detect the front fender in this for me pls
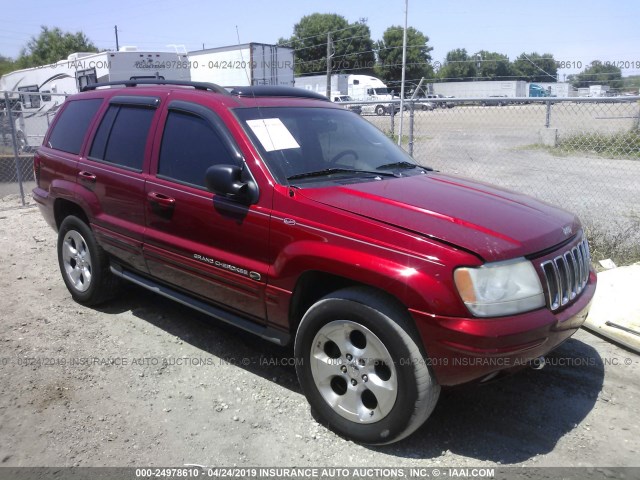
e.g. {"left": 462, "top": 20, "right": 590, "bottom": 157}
{"left": 270, "top": 240, "right": 472, "bottom": 317}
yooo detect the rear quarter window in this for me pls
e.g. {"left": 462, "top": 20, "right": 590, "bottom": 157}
{"left": 47, "top": 98, "right": 103, "bottom": 155}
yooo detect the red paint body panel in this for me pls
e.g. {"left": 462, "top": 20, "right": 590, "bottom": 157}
{"left": 299, "top": 173, "right": 581, "bottom": 262}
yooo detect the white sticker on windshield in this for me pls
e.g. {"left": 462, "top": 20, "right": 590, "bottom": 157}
{"left": 246, "top": 118, "right": 300, "bottom": 152}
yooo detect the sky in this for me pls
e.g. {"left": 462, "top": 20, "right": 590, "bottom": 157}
{"left": 1, "top": 0, "right": 639, "bottom": 80}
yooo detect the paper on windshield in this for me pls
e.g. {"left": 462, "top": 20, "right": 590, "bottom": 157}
{"left": 246, "top": 118, "right": 300, "bottom": 152}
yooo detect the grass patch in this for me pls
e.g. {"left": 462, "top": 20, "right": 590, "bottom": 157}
{"left": 557, "top": 131, "right": 640, "bottom": 159}
{"left": 513, "top": 143, "right": 569, "bottom": 156}
{"left": 384, "top": 131, "right": 410, "bottom": 146}
{"left": 584, "top": 219, "right": 640, "bottom": 268}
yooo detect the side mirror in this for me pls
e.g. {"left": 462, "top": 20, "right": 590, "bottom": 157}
{"left": 205, "top": 164, "right": 258, "bottom": 205}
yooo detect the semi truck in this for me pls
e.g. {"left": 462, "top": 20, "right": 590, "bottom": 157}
{"left": 533, "top": 82, "right": 576, "bottom": 97}
{"left": 528, "top": 83, "right": 552, "bottom": 97}
{"left": 188, "top": 43, "right": 294, "bottom": 87}
{"left": 294, "top": 74, "right": 399, "bottom": 115}
{"left": 0, "top": 48, "right": 190, "bottom": 150}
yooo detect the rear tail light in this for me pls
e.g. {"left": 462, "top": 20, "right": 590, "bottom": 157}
{"left": 33, "top": 153, "right": 41, "bottom": 186}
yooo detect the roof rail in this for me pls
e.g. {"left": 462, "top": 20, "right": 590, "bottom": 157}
{"left": 81, "top": 79, "right": 228, "bottom": 94}
{"left": 227, "top": 86, "right": 330, "bottom": 101}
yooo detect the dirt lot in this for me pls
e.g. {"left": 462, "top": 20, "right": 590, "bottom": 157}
{"left": 0, "top": 201, "right": 639, "bottom": 468}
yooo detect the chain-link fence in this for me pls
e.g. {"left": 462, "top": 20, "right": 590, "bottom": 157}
{"left": 1, "top": 90, "right": 68, "bottom": 207}
{"left": 355, "top": 96, "right": 640, "bottom": 262}
{"left": 1, "top": 89, "right": 639, "bottom": 260}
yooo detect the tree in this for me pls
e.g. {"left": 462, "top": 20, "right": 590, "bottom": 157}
{"left": 278, "top": 14, "right": 375, "bottom": 76}
{"left": 374, "top": 26, "right": 433, "bottom": 88}
{"left": 0, "top": 55, "right": 15, "bottom": 77}
{"left": 571, "top": 62, "right": 623, "bottom": 89}
{"left": 17, "top": 26, "right": 98, "bottom": 68}
{"left": 474, "top": 50, "right": 514, "bottom": 80}
{"left": 512, "top": 52, "right": 557, "bottom": 82}
{"left": 437, "top": 48, "right": 477, "bottom": 81}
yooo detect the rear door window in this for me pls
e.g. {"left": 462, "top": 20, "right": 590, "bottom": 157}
{"left": 89, "top": 103, "right": 156, "bottom": 171}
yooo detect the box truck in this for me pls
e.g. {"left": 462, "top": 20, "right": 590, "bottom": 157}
{"left": 188, "top": 43, "right": 294, "bottom": 87}
{"left": 0, "top": 48, "right": 190, "bottom": 150}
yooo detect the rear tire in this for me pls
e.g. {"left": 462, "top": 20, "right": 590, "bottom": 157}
{"left": 57, "top": 216, "right": 120, "bottom": 306}
{"left": 375, "top": 105, "right": 386, "bottom": 116}
{"left": 17, "top": 132, "right": 28, "bottom": 154}
{"left": 294, "top": 287, "right": 440, "bottom": 444}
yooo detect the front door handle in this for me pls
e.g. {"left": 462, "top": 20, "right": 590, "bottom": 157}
{"left": 147, "top": 191, "right": 176, "bottom": 208}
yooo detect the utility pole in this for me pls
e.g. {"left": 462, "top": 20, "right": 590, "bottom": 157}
{"left": 398, "top": 0, "right": 408, "bottom": 146}
{"left": 114, "top": 25, "right": 119, "bottom": 51}
{"left": 325, "top": 32, "right": 332, "bottom": 98}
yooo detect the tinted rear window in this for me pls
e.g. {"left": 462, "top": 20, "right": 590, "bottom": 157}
{"left": 48, "top": 99, "right": 103, "bottom": 154}
{"left": 89, "top": 104, "right": 155, "bottom": 171}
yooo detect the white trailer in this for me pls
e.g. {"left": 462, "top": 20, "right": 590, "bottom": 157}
{"left": 0, "top": 48, "right": 190, "bottom": 150}
{"left": 534, "top": 82, "right": 577, "bottom": 97}
{"left": 188, "top": 43, "right": 294, "bottom": 87}
{"left": 589, "top": 85, "right": 610, "bottom": 97}
{"left": 431, "top": 81, "right": 528, "bottom": 98}
{"left": 294, "top": 74, "right": 399, "bottom": 115}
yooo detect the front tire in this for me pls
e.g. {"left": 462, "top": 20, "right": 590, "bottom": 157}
{"left": 57, "top": 216, "right": 120, "bottom": 306}
{"left": 375, "top": 105, "right": 386, "bottom": 116}
{"left": 294, "top": 287, "right": 440, "bottom": 444}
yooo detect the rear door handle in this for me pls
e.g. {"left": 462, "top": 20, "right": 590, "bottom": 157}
{"left": 147, "top": 191, "right": 176, "bottom": 208}
{"left": 78, "top": 171, "right": 96, "bottom": 183}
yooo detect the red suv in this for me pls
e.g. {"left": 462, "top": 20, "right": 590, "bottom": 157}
{"left": 33, "top": 80, "right": 596, "bottom": 444}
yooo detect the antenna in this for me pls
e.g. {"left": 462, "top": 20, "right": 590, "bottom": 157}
{"left": 235, "top": 26, "right": 253, "bottom": 86}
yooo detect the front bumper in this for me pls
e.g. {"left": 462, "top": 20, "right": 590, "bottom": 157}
{"left": 411, "top": 270, "right": 597, "bottom": 386}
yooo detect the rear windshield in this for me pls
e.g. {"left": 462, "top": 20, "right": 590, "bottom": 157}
{"left": 234, "top": 107, "right": 418, "bottom": 185}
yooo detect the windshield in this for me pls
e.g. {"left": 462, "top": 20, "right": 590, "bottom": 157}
{"left": 235, "top": 107, "right": 420, "bottom": 185}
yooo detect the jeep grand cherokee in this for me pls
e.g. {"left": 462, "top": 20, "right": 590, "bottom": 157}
{"left": 33, "top": 80, "right": 596, "bottom": 444}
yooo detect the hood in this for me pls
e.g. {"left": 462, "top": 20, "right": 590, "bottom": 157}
{"left": 298, "top": 173, "right": 580, "bottom": 262}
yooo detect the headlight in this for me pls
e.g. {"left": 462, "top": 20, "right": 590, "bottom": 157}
{"left": 454, "top": 258, "right": 545, "bottom": 317}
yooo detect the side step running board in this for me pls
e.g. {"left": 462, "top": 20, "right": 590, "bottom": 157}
{"left": 110, "top": 265, "right": 290, "bottom": 346}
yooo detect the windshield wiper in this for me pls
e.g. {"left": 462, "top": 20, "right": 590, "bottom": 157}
{"left": 287, "top": 168, "right": 397, "bottom": 181}
{"left": 376, "top": 161, "right": 419, "bottom": 170}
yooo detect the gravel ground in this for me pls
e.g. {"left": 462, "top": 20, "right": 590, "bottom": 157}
{"left": 0, "top": 201, "right": 639, "bottom": 468}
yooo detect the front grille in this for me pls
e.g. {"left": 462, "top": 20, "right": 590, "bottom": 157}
{"left": 540, "top": 238, "right": 591, "bottom": 311}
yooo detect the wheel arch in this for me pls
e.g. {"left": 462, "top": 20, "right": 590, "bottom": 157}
{"left": 287, "top": 269, "right": 423, "bottom": 343}
{"left": 54, "top": 198, "right": 90, "bottom": 229}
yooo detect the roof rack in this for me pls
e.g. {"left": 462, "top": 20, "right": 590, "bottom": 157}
{"left": 81, "top": 79, "right": 228, "bottom": 94}
{"left": 227, "top": 86, "right": 330, "bottom": 101}
{"left": 80, "top": 80, "right": 330, "bottom": 102}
